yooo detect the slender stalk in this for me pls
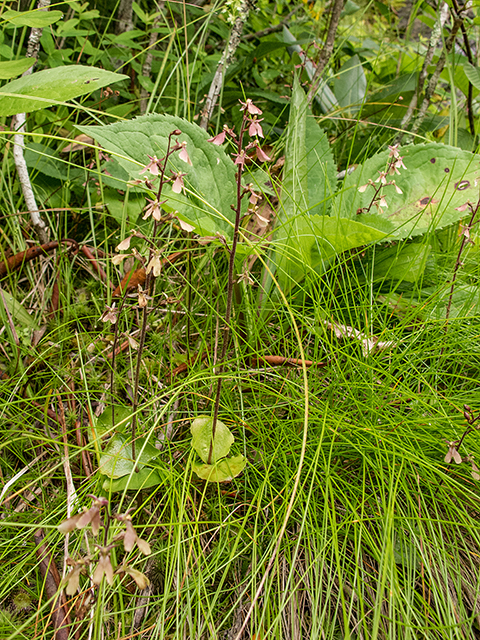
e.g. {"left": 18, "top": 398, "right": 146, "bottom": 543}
{"left": 444, "top": 201, "right": 479, "bottom": 324}
{"left": 208, "top": 118, "right": 247, "bottom": 464}
{"left": 131, "top": 132, "right": 178, "bottom": 463}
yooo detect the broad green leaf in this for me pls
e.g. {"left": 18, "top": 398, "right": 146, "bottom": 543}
{"left": 95, "top": 405, "right": 133, "bottom": 437}
{"left": 275, "top": 215, "right": 387, "bottom": 288}
{"left": 99, "top": 434, "right": 159, "bottom": 479}
{"left": 0, "top": 59, "right": 35, "bottom": 80}
{"left": 338, "top": 143, "right": 480, "bottom": 239}
{"left": 76, "top": 115, "right": 237, "bottom": 238}
{"left": 369, "top": 243, "right": 431, "bottom": 283}
{"left": 103, "top": 467, "right": 165, "bottom": 491}
{"left": 274, "top": 76, "right": 382, "bottom": 288}
{"left": 278, "top": 76, "right": 336, "bottom": 221}
{"left": 2, "top": 9, "right": 63, "bottom": 28}
{"left": 192, "top": 454, "right": 246, "bottom": 482}
{"left": 334, "top": 55, "right": 367, "bottom": 110}
{"left": 0, "top": 65, "right": 128, "bottom": 116}
{"left": 0, "top": 288, "right": 38, "bottom": 329}
{"left": 190, "top": 416, "right": 234, "bottom": 464}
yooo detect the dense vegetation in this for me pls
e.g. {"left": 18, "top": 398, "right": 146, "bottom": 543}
{"left": 2, "top": 0, "right": 480, "bottom": 638}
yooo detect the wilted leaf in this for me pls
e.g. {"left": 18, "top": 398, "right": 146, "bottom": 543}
{"left": 190, "top": 416, "right": 234, "bottom": 464}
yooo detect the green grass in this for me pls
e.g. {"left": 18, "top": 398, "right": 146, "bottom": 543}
{"left": 2, "top": 0, "right": 480, "bottom": 638}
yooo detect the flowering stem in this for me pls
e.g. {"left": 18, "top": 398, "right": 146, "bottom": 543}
{"left": 208, "top": 116, "right": 247, "bottom": 464}
{"left": 131, "top": 132, "right": 177, "bottom": 464}
{"left": 444, "top": 201, "right": 479, "bottom": 325}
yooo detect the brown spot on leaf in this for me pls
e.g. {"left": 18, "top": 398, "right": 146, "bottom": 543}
{"left": 430, "top": 158, "right": 436, "bottom": 163}
{"left": 455, "top": 180, "right": 470, "bottom": 191}
{"left": 445, "top": 168, "right": 450, "bottom": 173}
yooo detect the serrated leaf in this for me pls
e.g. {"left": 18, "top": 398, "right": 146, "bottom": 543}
{"left": 0, "top": 59, "right": 35, "bottom": 80}
{"left": 190, "top": 416, "right": 234, "bottom": 464}
{"left": 2, "top": 9, "right": 63, "bottom": 28}
{"left": 0, "top": 65, "right": 128, "bottom": 116}
{"left": 76, "top": 114, "right": 237, "bottom": 238}
{"left": 192, "top": 455, "right": 246, "bottom": 482}
{"left": 99, "top": 435, "right": 159, "bottom": 479}
{"left": 338, "top": 143, "right": 480, "bottom": 240}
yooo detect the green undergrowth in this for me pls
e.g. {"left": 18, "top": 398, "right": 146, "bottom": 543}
{"left": 1, "top": 233, "right": 480, "bottom": 639}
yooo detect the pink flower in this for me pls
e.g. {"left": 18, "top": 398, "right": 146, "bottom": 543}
{"left": 254, "top": 144, "right": 271, "bottom": 163}
{"left": 234, "top": 150, "right": 246, "bottom": 166}
{"left": 248, "top": 118, "right": 264, "bottom": 138}
{"left": 140, "top": 155, "right": 161, "bottom": 176}
{"left": 143, "top": 198, "right": 162, "bottom": 221}
{"left": 179, "top": 141, "right": 192, "bottom": 165}
{"left": 208, "top": 130, "right": 226, "bottom": 145}
{"left": 171, "top": 172, "right": 186, "bottom": 194}
{"left": 240, "top": 98, "right": 262, "bottom": 115}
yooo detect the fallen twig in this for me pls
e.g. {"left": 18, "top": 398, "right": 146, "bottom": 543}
{"left": 0, "top": 239, "right": 78, "bottom": 277}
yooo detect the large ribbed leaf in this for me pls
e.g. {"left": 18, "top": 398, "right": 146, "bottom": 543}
{"left": 77, "top": 114, "right": 237, "bottom": 238}
{"left": 337, "top": 143, "right": 480, "bottom": 239}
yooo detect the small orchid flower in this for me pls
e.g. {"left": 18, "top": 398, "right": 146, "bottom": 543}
{"left": 143, "top": 198, "right": 162, "bottom": 221}
{"left": 249, "top": 118, "right": 264, "bottom": 138}
{"left": 240, "top": 98, "right": 263, "bottom": 115}
{"left": 100, "top": 303, "right": 118, "bottom": 325}
{"left": 171, "top": 172, "right": 186, "bottom": 194}
{"left": 140, "top": 155, "right": 161, "bottom": 176}
{"left": 254, "top": 143, "right": 271, "bottom": 163}
{"left": 178, "top": 141, "right": 192, "bottom": 165}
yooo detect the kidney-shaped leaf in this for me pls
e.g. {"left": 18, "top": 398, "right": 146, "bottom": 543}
{"left": 190, "top": 416, "right": 234, "bottom": 464}
{"left": 103, "top": 467, "right": 166, "bottom": 492}
{"left": 338, "top": 143, "right": 480, "bottom": 239}
{"left": 76, "top": 114, "right": 237, "bottom": 238}
{"left": 0, "top": 65, "right": 128, "bottom": 116}
{"left": 192, "top": 455, "right": 246, "bottom": 482}
{"left": 99, "top": 434, "right": 159, "bottom": 479}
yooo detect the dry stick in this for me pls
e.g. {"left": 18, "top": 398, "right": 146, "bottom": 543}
{"left": 410, "top": 17, "right": 462, "bottom": 137}
{"left": 306, "top": 0, "right": 345, "bottom": 105}
{"left": 13, "top": 0, "right": 50, "bottom": 244}
{"left": 199, "top": 0, "right": 256, "bottom": 131}
{"left": 395, "top": 1, "right": 450, "bottom": 143}
{"left": 140, "top": 2, "right": 165, "bottom": 114}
